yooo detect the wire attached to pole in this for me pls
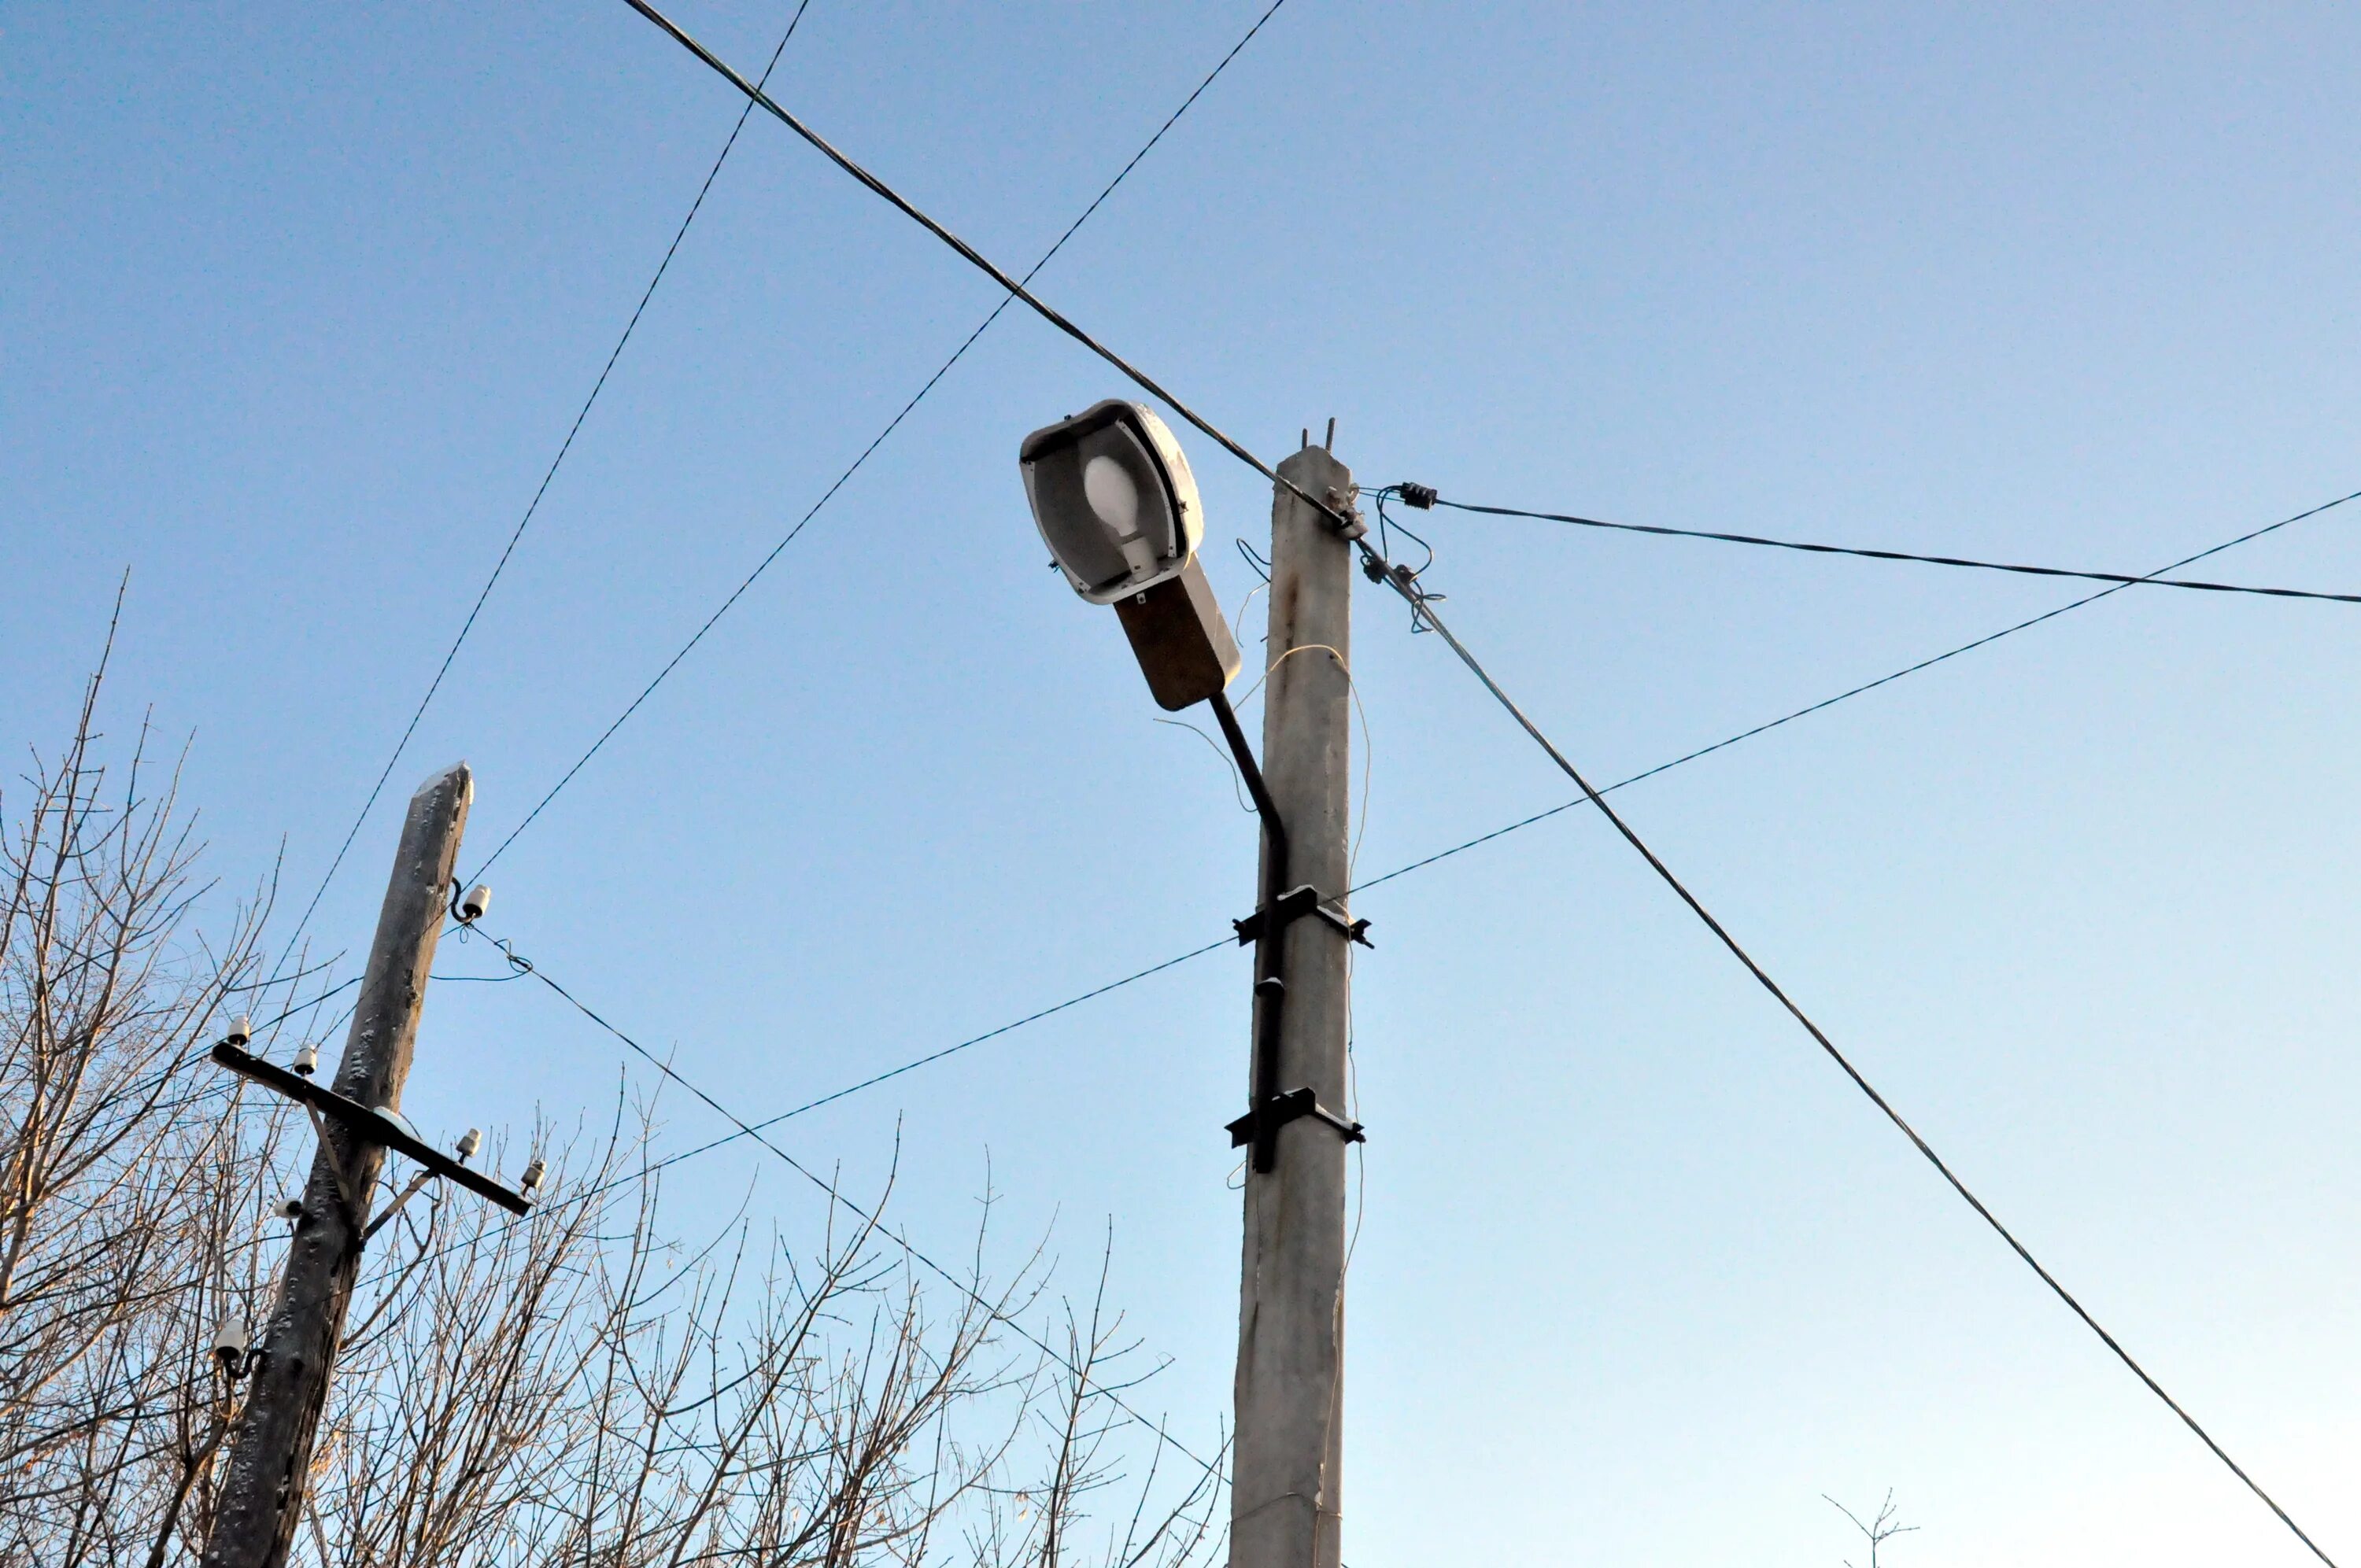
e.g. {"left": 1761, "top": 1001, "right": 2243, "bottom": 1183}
{"left": 1420, "top": 489, "right": 2361, "bottom": 605}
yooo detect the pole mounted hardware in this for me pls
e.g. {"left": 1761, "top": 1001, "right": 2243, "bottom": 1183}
{"left": 1321, "top": 486, "right": 1368, "bottom": 541}
{"left": 449, "top": 879, "right": 492, "bottom": 925}
{"left": 1225, "top": 1087, "right": 1365, "bottom": 1152}
{"left": 209, "top": 1042, "right": 530, "bottom": 1216}
{"left": 1232, "top": 883, "right": 1373, "bottom": 950}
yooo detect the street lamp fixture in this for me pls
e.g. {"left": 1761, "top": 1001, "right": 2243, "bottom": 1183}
{"left": 1020, "top": 399, "right": 1240, "bottom": 711}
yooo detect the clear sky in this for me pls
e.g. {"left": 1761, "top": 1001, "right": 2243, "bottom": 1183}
{"left": 6, "top": 3, "right": 2359, "bottom": 1562}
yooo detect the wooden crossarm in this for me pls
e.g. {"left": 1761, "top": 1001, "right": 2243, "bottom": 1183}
{"left": 211, "top": 1042, "right": 530, "bottom": 1215}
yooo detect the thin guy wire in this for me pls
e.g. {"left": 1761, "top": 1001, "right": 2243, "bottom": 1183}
{"left": 1352, "top": 485, "right": 2361, "bottom": 896}
{"left": 515, "top": 954, "right": 1225, "bottom": 1481}
{"left": 469, "top": 0, "right": 1296, "bottom": 880}
{"left": 275, "top": 2, "right": 814, "bottom": 955}
{"left": 1366, "top": 554, "right": 2341, "bottom": 1568}
{"left": 398, "top": 493, "right": 2344, "bottom": 1549}
{"left": 1431, "top": 491, "right": 2361, "bottom": 604}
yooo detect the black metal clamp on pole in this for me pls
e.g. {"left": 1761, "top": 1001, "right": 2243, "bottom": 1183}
{"left": 1232, "top": 884, "right": 1373, "bottom": 950}
{"left": 1208, "top": 691, "right": 1366, "bottom": 1171}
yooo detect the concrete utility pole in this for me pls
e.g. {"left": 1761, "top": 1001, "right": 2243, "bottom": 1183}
{"left": 1232, "top": 442, "right": 1354, "bottom": 1568}
{"left": 204, "top": 763, "right": 473, "bottom": 1568}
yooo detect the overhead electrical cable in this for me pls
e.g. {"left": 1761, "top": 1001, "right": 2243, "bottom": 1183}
{"left": 395, "top": 931, "right": 1229, "bottom": 1282}
{"left": 264, "top": 472, "right": 2361, "bottom": 1253}
{"left": 1424, "top": 491, "right": 2361, "bottom": 604}
{"left": 466, "top": 0, "right": 1299, "bottom": 879}
{"left": 615, "top": 0, "right": 1358, "bottom": 528}
{"left": 1358, "top": 550, "right": 2342, "bottom": 1568}
{"left": 1353, "top": 485, "right": 2361, "bottom": 895}
{"left": 278, "top": 3, "right": 815, "bottom": 958}
{"left": 486, "top": 937, "right": 1226, "bottom": 1481}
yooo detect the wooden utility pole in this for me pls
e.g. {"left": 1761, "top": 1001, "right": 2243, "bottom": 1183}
{"left": 1231, "top": 442, "right": 1354, "bottom": 1568}
{"left": 203, "top": 763, "right": 473, "bottom": 1568}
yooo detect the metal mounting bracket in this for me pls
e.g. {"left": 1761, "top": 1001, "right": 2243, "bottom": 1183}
{"left": 1232, "top": 883, "right": 1373, "bottom": 950}
{"left": 1225, "top": 1087, "right": 1366, "bottom": 1152}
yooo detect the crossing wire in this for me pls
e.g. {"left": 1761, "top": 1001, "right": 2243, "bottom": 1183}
{"left": 1362, "top": 541, "right": 2342, "bottom": 1568}
{"left": 397, "top": 472, "right": 2346, "bottom": 1537}
{"left": 390, "top": 931, "right": 1231, "bottom": 1315}
{"left": 466, "top": 0, "right": 1300, "bottom": 880}
{"left": 1425, "top": 490, "right": 2361, "bottom": 604}
{"left": 1352, "top": 484, "right": 2361, "bottom": 895}
{"left": 617, "top": 0, "right": 1362, "bottom": 524}
{"left": 492, "top": 933, "right": 1229, "bottom": 1482}
{"left": 279, "top": 2, "right": 815, "bottom": 960}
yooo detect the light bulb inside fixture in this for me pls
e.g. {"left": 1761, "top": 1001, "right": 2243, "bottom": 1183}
{"left": 1081, "top": 454, "right": 1141, "bottom": 537}
{"left": 1083, "top": 452, "right": 1161, "bottom": 579}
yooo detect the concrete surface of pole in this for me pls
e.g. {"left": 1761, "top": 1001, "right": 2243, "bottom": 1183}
{"left": 1232, "top": 442, "right": 1353, "bottom": 1568}
{"left": 202, "top": 763, "right": 473, "bottom": 1568}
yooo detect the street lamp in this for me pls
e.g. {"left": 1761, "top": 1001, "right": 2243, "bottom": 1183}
{"left": 1020, "top": 399, "right": 1240, "bottom": 711}
{"left": 1022, "top": 400, "right": 1344, "bottom": 1176}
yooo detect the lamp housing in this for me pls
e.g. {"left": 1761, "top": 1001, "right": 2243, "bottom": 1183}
{"left": 1020, "top": 400, "right": 1203, "bottom": 603}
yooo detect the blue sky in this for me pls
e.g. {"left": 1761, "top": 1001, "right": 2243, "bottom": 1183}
{"left": 6, "top": 2, "right": 2359, "bottom": 1562}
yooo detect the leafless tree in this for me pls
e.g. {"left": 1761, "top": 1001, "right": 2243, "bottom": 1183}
{"left": 1824, "top": 1490, "right": 1917, "bottom": 1568}
{"left": 282, "top": 1131, "right": 1226, "bottom": 1568}
{"left": 0, "top": 617, "right": 302, "bottom": 1566}
{"left": 1, "top": 629, "right": 1227, "bottom": 1568}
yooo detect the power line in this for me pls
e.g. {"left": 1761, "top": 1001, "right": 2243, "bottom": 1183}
{"left": 1360, "top": 540, "right": 2342, "bottom": 1568}
{"left": 494, "top": 935, "right": 1228, "bottom": 1482}
{"left": 276, "top": 2, "right": 815, "bottom": 957}
{"left": 1422, "top": 489, "right": 2361, "bottom": 604}
{"left": 467, "top": 0, "right": 1299, "bottom": 880}
{"left": 381, "top": 476, "right": 2345, "bottom": 1548}
{"left": 617, "top": 0, "right": 1358, "bottom": 532}
{"left": 1352, "top": 485, "right": 2361, "bottom": 895}
{"left": 393, "top": 930, "right": 1229, "bottom": 1300}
